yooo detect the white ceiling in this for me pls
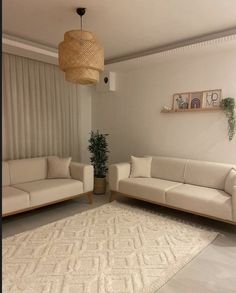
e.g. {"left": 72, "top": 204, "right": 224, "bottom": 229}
{"left": 3, "top": 0, "right": 236, "bottom": 61}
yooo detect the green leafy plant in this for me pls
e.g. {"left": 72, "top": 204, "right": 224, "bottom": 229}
{"left": 88, "top": 130, "right": 109, "bottom": 178}
{"left": 220, "top": 97, "right": 236, "bottom": 141}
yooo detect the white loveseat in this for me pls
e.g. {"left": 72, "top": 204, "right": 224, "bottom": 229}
{"left": 2, "top": 157, "right": 94, "bottom": 217}
{"left": 109, "top": 156, "right": 236, "bottom": 224}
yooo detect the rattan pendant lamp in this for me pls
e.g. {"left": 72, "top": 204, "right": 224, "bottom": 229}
{"left": 58, "top": 8, "right": 104, "bottom": 85}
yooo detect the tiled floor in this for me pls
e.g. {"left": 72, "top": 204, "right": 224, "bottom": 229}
{"left": 3, "top": 192, "right": 236, "bottom": 293}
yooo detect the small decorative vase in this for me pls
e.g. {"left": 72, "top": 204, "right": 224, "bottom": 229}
{"left": 94, "top": 177, "right": 106, "bottom": 195}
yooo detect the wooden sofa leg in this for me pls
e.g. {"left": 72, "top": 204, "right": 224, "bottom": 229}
{"left": 87, "top": 192, "right": 93, "bottom": 204}
{"left": 110, "top": 191, "right": 116, "bottom": 202}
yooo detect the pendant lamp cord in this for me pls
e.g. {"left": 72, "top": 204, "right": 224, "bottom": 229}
{"left": 80, "top": 15, "right": 83, "bottom": 32}
{"left": 77, "top": 8, "right": 86, "bottom": 43}
{"left": 80, "top": 14, "right": 83, "bottom": 43}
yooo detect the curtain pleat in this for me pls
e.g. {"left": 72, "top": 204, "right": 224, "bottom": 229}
{"left": 2, "top": 53, "right": 84, "bottom": 162}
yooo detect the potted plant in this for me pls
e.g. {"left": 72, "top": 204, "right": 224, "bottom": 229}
{"left": 88, "top": 130, "right": 109, "bottom": 194}
{"left": 220, "top": 97, "right": 236, "bottom": 141}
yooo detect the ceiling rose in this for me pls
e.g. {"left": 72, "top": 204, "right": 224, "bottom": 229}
{"left": 58, "top": 8, "right": 104, "bottom": 85}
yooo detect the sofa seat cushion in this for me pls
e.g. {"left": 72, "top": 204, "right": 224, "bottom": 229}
{"left": 14, "top": 179, "right": 83, "bottom": 207}
{"left": 166, "top": 184, "right": 232, "bottom": 221}
{"left": 2, "top": 187, "right": 30, "bottom": 214}
{"left": 119, "top": 178, "right": 182, "bottom": 204}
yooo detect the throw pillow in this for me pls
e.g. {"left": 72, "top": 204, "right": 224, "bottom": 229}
{"left": 130, "top": 156, "right": 152, "bottom": 178}
{"left": 224, "top": 168, "right": 236, "bottom": 195}
{"left": 47, "top": 156, "right": 71, "bottom": 179}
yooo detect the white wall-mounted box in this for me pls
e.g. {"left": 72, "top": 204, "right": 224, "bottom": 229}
{"left": 96, "top": 71, "right": 116, "bottom": 92}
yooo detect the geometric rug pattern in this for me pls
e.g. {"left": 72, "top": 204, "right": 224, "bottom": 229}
{"left": 3, "top": 201, "right": 218, "bottom": 293}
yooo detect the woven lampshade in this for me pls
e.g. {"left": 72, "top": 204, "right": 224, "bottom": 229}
{"left": 59, "top": 30, "right": 104, "bottom": 85}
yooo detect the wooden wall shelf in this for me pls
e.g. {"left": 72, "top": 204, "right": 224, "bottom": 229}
{"left": 161, "top": 107, "right": 221, "bottom": 113}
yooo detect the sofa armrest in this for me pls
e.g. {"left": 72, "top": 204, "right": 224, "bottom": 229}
{"left": 232, "top": 186, "right": 236, "bottom": 222}
{"left": 70, "top": 162, "right": 94, "bottom": 193}
{"left": 109, "top": 163, "right": 131, "bottom": 191}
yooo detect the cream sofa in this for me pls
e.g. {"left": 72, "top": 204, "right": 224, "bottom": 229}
{"left": 2, "top": 157, "right": 94, "bottom": 217}
{"left": 109, "top": 156, "right": 236, "bottom": 224}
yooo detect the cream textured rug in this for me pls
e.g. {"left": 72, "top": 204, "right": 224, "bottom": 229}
{"left": 3, "top": 201, "right": 218, "bottom": 293}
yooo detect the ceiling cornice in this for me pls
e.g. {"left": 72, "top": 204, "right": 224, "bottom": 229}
{"left": 3, "top": 27, "right": 236, "bottom": 66}
{"left": 2, "top": 33, "right": 58, "bottom": 65}
{"left": 2, "top": 33, "right": 58, "bottom": 54}
{"left": 105, "top": 27, "right": 236, "bottom": 64}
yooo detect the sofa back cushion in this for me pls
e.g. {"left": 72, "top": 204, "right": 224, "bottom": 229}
{"left": 8, "top": 157, "right": 47, "bottom": 185}
{"left": 185, "top": 160, "right": 235, "bottom": 190}
{"left": 2, "top": 162, "right": 10, "bottom": 186}
{"left": 151, "top": 156, "right": 187, "bottom": 183}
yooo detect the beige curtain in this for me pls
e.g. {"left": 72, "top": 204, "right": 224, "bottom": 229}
{"left": 2, "top": 53, "right": 88, "bottom": 162}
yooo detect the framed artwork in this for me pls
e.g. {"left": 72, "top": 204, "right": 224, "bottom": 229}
{"left": 190, "top": 92, "right": 203, "bottom": 109}
{"left": 202, "top": 89, "right": 222, "bottom": 108}
{"left": 173, "top": 92, "right": 190, "bottom": 110}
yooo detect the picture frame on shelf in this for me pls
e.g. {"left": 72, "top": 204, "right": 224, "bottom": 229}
{"left": 202, "top": 89, "right": 222, "bottom": 108}
{"left": 190, "top": 92, "right": 203, "bottom": 109}
{"left": 173, "top": 92, "right": 190, "bottom": 110}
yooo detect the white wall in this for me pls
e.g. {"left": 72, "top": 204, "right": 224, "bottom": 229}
{"left": 92, "top": 48, "right": 236, "bottom": 164}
